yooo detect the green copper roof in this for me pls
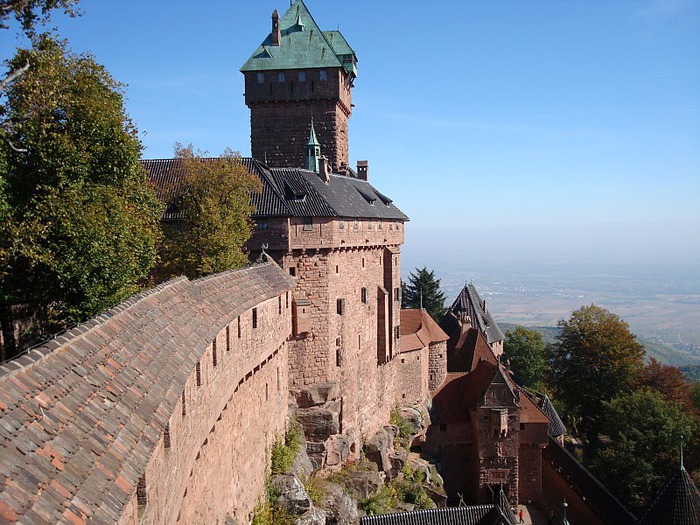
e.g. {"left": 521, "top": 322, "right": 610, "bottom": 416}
{"left": 306, "top": 119, "right": 320, "bottom": 147}
{"left": 241, "top": 0, "right": 357, "bottom": 75}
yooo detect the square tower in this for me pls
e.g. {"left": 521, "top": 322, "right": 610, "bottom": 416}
{"left": 241, "top": 0, "right": 357, "bottom": 171}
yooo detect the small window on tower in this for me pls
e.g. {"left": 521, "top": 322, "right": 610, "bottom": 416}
{"left": 256, "top": 72, "right": 265, "bottom": 84}
{"left": 277, "top": 71, "right": 285, "bottom": 83}
{"left": 319, "top": 69, "right": 328, "bottom": 81}
{"left": 298, "top": 71, "right": 306, "bottom": 82}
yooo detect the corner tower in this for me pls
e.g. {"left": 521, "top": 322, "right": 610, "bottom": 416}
{"left": 241, "top": 0, "right": 357, "bottom": 171}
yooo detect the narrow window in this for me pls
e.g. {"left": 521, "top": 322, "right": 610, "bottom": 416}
{"left": 212, "top": 339, "right": 217, "bottom": 367}
{"left": 196, "top": 362, "right": 202, "bottom": 386}
{"left": 137, "top": 476, "right": 147, "bottom": 507}
{"left": 362, "top": 258, "right": 365, "bottom": 268}
{"left": 226, "top": 326, "right": 230, "bottom": 352}
{"left": 339, "top": 220, "right": 345, "bottom": 229}
{"left": 277, "top": 71, "right": 285, "bottom": 82}
{"left": 337, "top": 298, "right": 345, "bottom": 315}
{"left": 289, "top": 267, "right": 297, "bottom": 277}
{"left": 237, "top": 316, "right": 241, "bottom": 338}
{"left": 266, "top": 383, "right": 269, "bottom": 401}
{"left": 378, "top": 222, "right": 383, "bottom": 230}
{"left": 389, "top": 223, "right": 393, "bottom": 230}
{"left": 395, "top": 287, "right": 400, "bottom": 301}
{"left": 256, "top": 72, "right": 265, "bottom": 84}
{"left": 298, "top": 71, "right": 306, "bottom": 82}
{"left": 256, "top": 218, "right": 269, "bottom": 230}
{"left": 252, "top": 308, "right": 258, "bottom": 329}
{"left": 302, "top": 217, "right": 313, "bottom": 231}
{"left": 319, "top": 69, "right": 328, "bottom": 81}
{"left": 395, "top": 326, "right": 400, "bottom": 339}
{"left": 368, "top": 222, "right": 373, "bottom": 230}
{"left": 286, "top": 292, "right": 289, "bottom": 308}
{"left": 277, "top": 367, "right": 281, "bottom": 391}
{"left": 361, "top": 287, "right": 368, "bottom": 304}
{"left": 164, "top": 424, "right": 171, "bottom": 449}
{"left": 182, "top": 391, "right": 187, "bottom": 416}
{"left": 353, "top": 219, "right": 359, "bottom": 230}
{"left": 336, "top": 336, "right": 342, "bottom": 347}
{"left": 278, "top": 296, "right": 282, "bottom": 315}
{"left": 336, "top": 347, "right": 343, "bottom": 367}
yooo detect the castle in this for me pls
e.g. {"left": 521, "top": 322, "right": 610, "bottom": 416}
{"left": 1, "top": 2, "right": 697, "bottom": 525}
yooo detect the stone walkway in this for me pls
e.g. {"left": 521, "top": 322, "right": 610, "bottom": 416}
{"left": 514, "top": 504, "right": 550, "bottom": 525}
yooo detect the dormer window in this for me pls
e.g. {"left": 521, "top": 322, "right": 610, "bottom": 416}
{"left": 319, "top": 69, "right": 328, "bottom": 81}
{"left": 277, "top": 72, "right": 285, "bottom": 83}
{"left": 298, "top": 71, "right": 306, "bottom": 82}
{"left": 256, "top": 72, "right": 265, "bottom": 84}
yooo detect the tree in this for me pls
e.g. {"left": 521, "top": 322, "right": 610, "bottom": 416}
{"left": 549, "top": 304, "right": 645, "bottom": 436}
{"left": 634, "top": 357, "right": 693, "bottom": 408}
{"left": 158, "top": 144, "right": 261, "bottom": 279}
{"left": 401, "top": 267, "right": 447, "bottom": 321}
{"left": 503, "top": 326, "right": 547, "bottom": 389}
{"left": 0, "top": 37, "right": 162, "bottom": 359}
{"left": 590, "top": 388, "right": 697, "bottom": 514}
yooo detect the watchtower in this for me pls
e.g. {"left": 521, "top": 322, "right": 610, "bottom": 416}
{"left": 241, "top": 0, "right": 357, "bottom": 171}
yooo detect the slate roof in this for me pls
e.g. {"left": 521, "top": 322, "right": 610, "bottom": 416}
{"left": 447, "top": 285, "right": 504, "bottom": 345}
{"left": 0, "top": 259, "right": 293, "bottom": 524}
{"left": 638, "top": 466, "right": 700, "bottom": 525}
{"left": 533, "top": 393, "right": 566, "bottom": 438}
{"left": 142, "top": 157, "right": 409, "bottom": 222}
{"left": 241, "top": 0, "right": 357, "bottom": 77}
{"left": 360, "top": 490, "right": 516, "bottom": 525}
{"left": 400, "top": 309, "right": 449, "bottom": 353}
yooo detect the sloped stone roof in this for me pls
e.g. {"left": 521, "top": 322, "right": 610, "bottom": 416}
{"left": 638, "top": 467, "right": 700, "bottom": 525}
{"left": 241, "top": 0, "right": 356, "bottom": 76}
{"left": 142, "top": 158, "right": 408, "bottom": 222}
{"left": 534, "top": 393, "right": 566, "bottom": 438}
{"left": 0, "top": 260, "right": 293, "bottom": 524}
{"left": 400, "top": 309, "right": 449, "bottom": 353}
{"left": 447, "top": 284, "right": 504, "bottom": 345}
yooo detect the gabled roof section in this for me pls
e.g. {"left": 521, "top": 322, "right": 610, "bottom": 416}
{"left": 241, "top": 0, "right": 350, "bottom": 73}
{"left": 448, "top": 284, "right": 504, "bottom": 345}
{"left": 141, "top": 158, "right": 408, "bottom": 222}
{"left": 399, "top": 309, "right": 449, "bottom": 353}
{"left": 639, "top": 467, "right": 700, "bottom": 525}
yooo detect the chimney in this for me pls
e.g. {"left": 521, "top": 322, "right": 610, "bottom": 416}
{"left": 319, "top": 156, "right": 330, "bottom": 183}
{"left": 357, "top": 160, "right": 369, "bottom": 181}
{"left": 271, "top": 10, "right": 281, "bottom": 46}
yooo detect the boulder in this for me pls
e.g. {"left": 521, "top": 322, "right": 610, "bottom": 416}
{"left": 387, "top": 448, "right": 408, "bottom": 480}
{"left": 319, "top": 481, "right": 359, "bottom": 525}
{"left": 306, "top": 441, "right": 326, "bottom": 471}
{"left": 342, "top": 470, "right": 383, "bottom": 500}
{"left": 290, "top": 441, "right": 315, "bottom": 478}
{"left": 297, "top": 400, "right": 341, "bottom": 441}
{"left": 406, "top": 456, "right": 431, "bottom": 483}
{"left": 326, "top": 434, "right": 351, "bottom": 467}
{"left": 363, "top": 427, "right": 392, "bottom": 474}
{"left": 272, "top": 475, "right": 312, "bottom": 514}
{"left": 399, "top": 406, "right": 423, "bottom": 434}
{"left": 295, "top": 506, "right": 326, "bottom": 525}
{"left": 294, "top": 382, "right": 339, "bottom": 408}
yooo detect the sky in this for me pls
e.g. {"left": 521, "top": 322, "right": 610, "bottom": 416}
{"left": 1, "top": 0, "right": 699, "bottom": 273}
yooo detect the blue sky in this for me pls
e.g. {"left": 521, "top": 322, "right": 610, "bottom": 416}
{"left": 2, "top": 0, "right": 699, "bottom": 271}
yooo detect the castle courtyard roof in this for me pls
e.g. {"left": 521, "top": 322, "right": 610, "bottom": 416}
{"left": 399, "top": 309, "right": 449, "bottom": 353}
{"left": 638, "top": 466, "right": 700, "bottom": 525}
{"left": 142, "top": 157, "right": 409, "bottom": 222}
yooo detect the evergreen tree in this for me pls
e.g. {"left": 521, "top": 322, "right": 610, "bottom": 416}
{"left": 401, "top": 267, "right": 447, "bottom": 321}
{"left": 0, "top": 37, "right": 162, "bottom": 359}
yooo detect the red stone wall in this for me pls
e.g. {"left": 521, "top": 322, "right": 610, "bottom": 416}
{"left": 428, "top": 341, "right": 447, "bottom": 392}
{"left": 119, "top": 293, "right": 291, "bottom": 525}
{"left": 396, "top": 347, "right": 430, "bottom": 406}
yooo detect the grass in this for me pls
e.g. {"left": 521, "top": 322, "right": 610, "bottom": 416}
{"left": 390, "top": 405, "right": 415, "bottom": 449}
{"left": 270, "top": 416, "right": 304, "bottom": 475}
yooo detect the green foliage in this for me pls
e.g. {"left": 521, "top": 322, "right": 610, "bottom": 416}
{"left": 303, "top": 475, "right": 326, "bottom": 507}
{"left": 681, "top": 365, "right": 700, "bottom": 382}
{"left": 590, "top": 388, "right": 697, "bottom": 515}
{"left": 390, "top": 405, "right": 415, "bottom": 449}
{"left": 251, "top": 479, "right": 295, "bottom": 525}
{"left": 0, "top": 0, "right": 79, "bottom": 38}
{"left": 0, "top": 37, "right": 162, "bottom": 356}
{"left": 158, "top": 144, "right": 261, "bottom": 279}
{"left": 401, "top": 267, "right": 447, "bottom": 321}
{"left": 270, "top": 416, "right": 304, "bottom": 475}
{"left": 360, "top": 464, "right": 434, "bottom": 515}
{"left": 549, "top": 304, "right": 645, "bottom": 436}
{"left": 504, "top": 326, "right": 548, "bottom": 389}
{"left": 692, "top": 383, "right": 700, "bottom": 410}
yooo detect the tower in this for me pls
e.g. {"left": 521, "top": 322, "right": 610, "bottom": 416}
{"left": 241, "top": 0, "right": 357, "bottom": 171}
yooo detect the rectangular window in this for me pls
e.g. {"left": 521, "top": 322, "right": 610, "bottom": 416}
{"left": 378, "top": 222, "right": 383, "bottom": 230}
{"left": 368, "top": 222, "right": 373, "bottom": 230}
{"left": 252, "top": 308, "right": 258, "bottom": 328}
{"left": 226, "top": 326, "right": 230, "bottom": 352}
{"left": 137, "top": 476, "right": 147, "bottom": 507}
{"left": 395, "top": 287, "right": 400, "bottom": 301}
{"left": 337, "top": 298, "right": 345, "bottom": 315}
{"left": 196, "top": 362, "right": 202, "bottom": 386}
{"left": 256, "top": 219, "right": 268, "bottom": 230}
{"left": 319, "top": 69, "right": 328, "bottom": 81}
{"left": 237, "top": 316, "right": 241, "bottom": 338}
{"left": 389, "top": 223, "right": 393, "bottom": 230}
{"left": 338, "top": 220, "right": 345, "bottom": 229}
{"left": 353, "top": 219, "right": 359, "bottom": 230}
{"left": 279, "top": 296, "right": 282, "bottom": 315}
{"left": 302, "top": 217, "right": 313, "bottom": 231}
{"left": 164, "top": 424, "right": 171, "bottom": 449}
{"left": 212, "top": 339, "right": 217, "bottom": 367}
{"left": 182, "top": 391, "right": 187, "bottom": 416}
{"left": 395, "top": 326, "right": 401, "bottom": 339}
{"left": 286, "top": 291, "right": 289, "bottom": 308}
{"left": 361, "top": 287, "right": 368, "bottom": 304}
{"left": 277, "top": 71, "right": 285, "bottom": 82}
{"left": 298, "top": 71, "right": 306, "bottom": 82}
{"left": 289, "top": 267, "right": 296, "bottom": 277}
{"left": 256, "top": 72, "right": 265, "bottom": 84}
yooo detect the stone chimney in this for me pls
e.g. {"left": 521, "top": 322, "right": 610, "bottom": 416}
{"left": 271, "top": 10, "right": 281, "bottom": 46}
{"left": 319, "top": 156, "right": 331, "bottom": 183}
{"left": 357, "top": 160, "right": 369, "bottom": 181}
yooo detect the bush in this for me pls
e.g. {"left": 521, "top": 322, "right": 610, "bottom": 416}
{"left": 390, "top": 405, "right": 415, "bottom": 449}
{"left": 270, "top": 416, "right": 304, "bottom": 475}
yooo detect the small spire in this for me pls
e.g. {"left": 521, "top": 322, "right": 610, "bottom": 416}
{"left": 305, "top": 119, "right": 321, "bottom": 172}
{"left": 681, "top": 435, "right": 685, "bottom": 471}
{"left": 562, "top": 499, "right": 570, "bottom": 525}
